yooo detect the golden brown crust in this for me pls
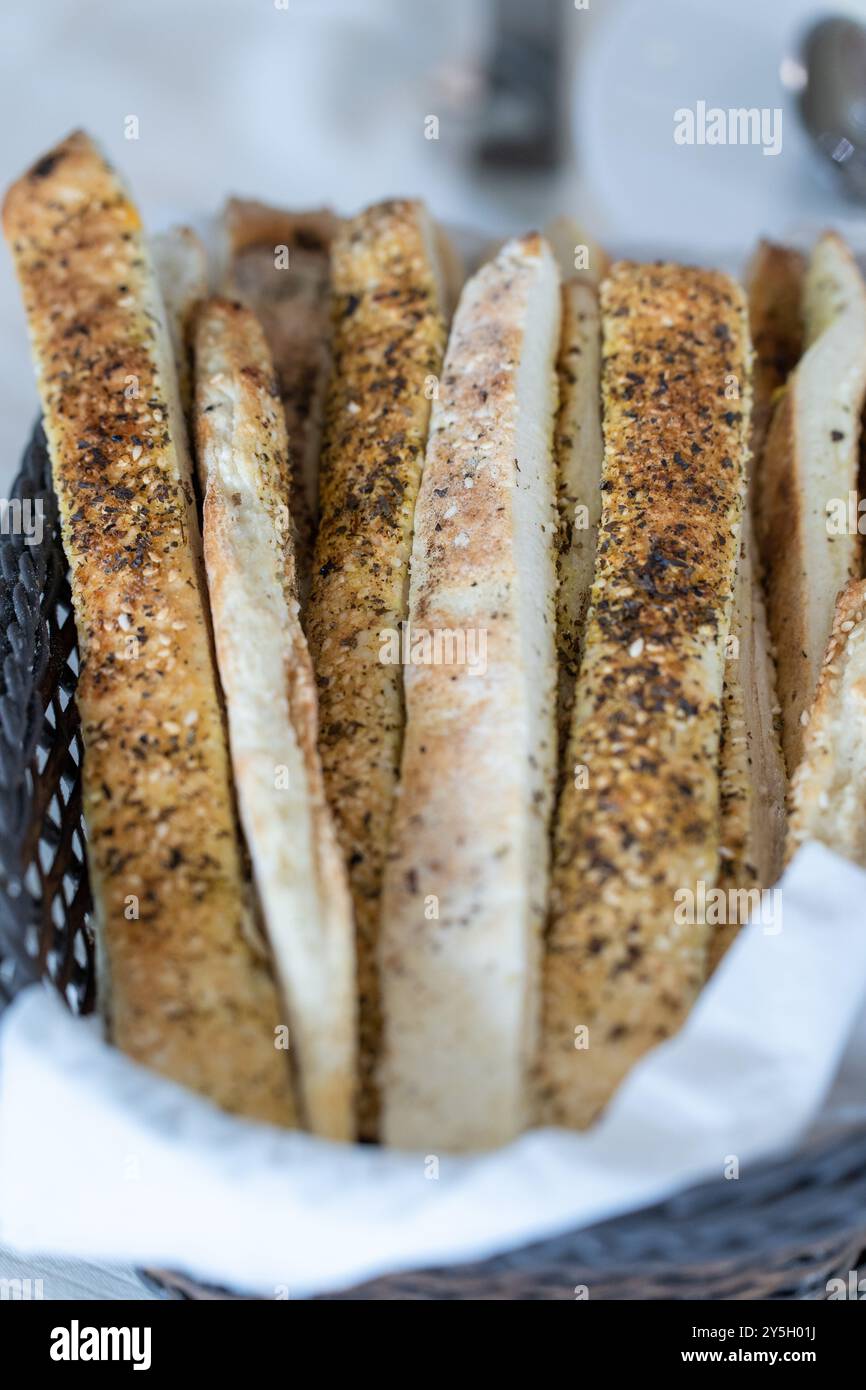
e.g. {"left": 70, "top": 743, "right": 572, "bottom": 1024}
{"left": 3, "top": 132, "right": 295, "bottom": 1125}
{"left": 539, "top": 261, "right": 749, "bottom": 1129}
{"left": 734, "top": 242, "right": 801, "bottom": 893}
{"left": 554, "top": 280, "right": 603, "bottom": 761}
{"left": 716, "top": 542, "right": 754, "bottom": 929}
{"left": 745, "top": 240, "right": 805, "bottom": 487}
{"left": 433, "top": 223, "right": 464, "bottom": 320}
{"left": 222, "top": 198, "right": 338, "bottom": 601}
{"left": 710, "top": 514, "right": 786, "bottom": 971}
{"left": 305, "top": 199, "right": 447, "bottom": 1138}
{"left": 787, "top": 578, "right": 866, "bottom": 867}
{"left": 759, "top": 388, "right": 805, "bottom": 769}
{"left": 194, "top": 297, "right": 356, "bottom": 1139}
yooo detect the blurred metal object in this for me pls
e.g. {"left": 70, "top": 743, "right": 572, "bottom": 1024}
{"left": 474, "top": 0, "right": 564, "bottom": 172}
{"left": 798, "top": 15, "right": 866, "bottom": 199}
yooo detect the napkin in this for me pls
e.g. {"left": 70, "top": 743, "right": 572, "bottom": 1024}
{"left": 2, "top": 841, "right": 865, "bottom": 1297}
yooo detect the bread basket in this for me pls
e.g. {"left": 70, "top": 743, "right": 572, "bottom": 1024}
{"left": 2, "top": 422, "right": 865, "bottom": 1301}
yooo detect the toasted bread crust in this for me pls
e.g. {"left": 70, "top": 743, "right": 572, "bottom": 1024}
{"left": 759, "top": 233, "right": 866, "bottom": 773}
{"left": 305, "top": 200, "right": 447, "bottom": 1138}
{"left": 194, "top": 298, "right": 357, "bottom": 1139}
{"left": 3, "top": 132, "right": 295, "bottom": 1125}
{"left": 539, "top": 262, "right": 749, "bottom": 1129}
{"left": 787, "top": 578, "right": 866, "bottom": 867}
{"left": 760, "top": 387, "right": 807, "bottom": 767}
{"left": 222, "top": 198, "right": 338, "bottom": 599}
{"left": 554, "top": 280, "right": 603, "bottom": 758}
{"left": 713, "top": 239, "right": 799, "bottom": 962}
{"left": 380, "top": 234, "right": 561, "bottom": 1151}
{"left": 716, "top": 538, "right": 755, "bottom": 940}
{"left": 710, "top": 514, "right": 786, "bottom": 971}
{"left": 433, "top": 223, "right": 464, "bottom": 320}
{"left": 745, "top": 240, "right": 805, "bottom": 484}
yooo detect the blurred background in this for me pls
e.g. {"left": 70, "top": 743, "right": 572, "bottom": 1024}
{"left": 3, "top": 0, "right": 866, "bottom": 473}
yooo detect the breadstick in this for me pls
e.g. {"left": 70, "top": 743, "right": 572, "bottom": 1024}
{"left": 744, "top": 239, "right": 805, "bottom": 484}
{"left": 305, "top": 199, "right": 448, "bottom": 1138}
{"left": 554, "top": 280, "right": 603, "bottom": 755}
{"left": 787, "top": 578, "right": 866, "bottom": 868}
{"left": 3, "top": 132, "right": 296, "bottom": 1125}
{"left": 380, "top": 234, "right": 561, "bottom": 1151}
{"left": 710, "top": 514, "right": 787, "bottom": 971}
{"left": 760, "top": 232, "right": 866, "bottom": 773}
{"left": 540, "top": 262, "right": 749, "bottom": 1129}
{"left": 222, "top": 199, "right": 337, "bottom": 600}
{"left": 152, "top": 225, "right": 207, "bottom": 418}
{"left": 194, "top": 297, "right": 356, "bottom": 1139}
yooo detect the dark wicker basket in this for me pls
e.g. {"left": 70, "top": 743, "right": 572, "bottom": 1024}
{"left": 2, "top": 424, "right": 866, "bottom": 1301}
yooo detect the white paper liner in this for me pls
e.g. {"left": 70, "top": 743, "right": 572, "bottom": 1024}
{"left": 2, "top": 841, "right": 865, "bottom": 1297}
